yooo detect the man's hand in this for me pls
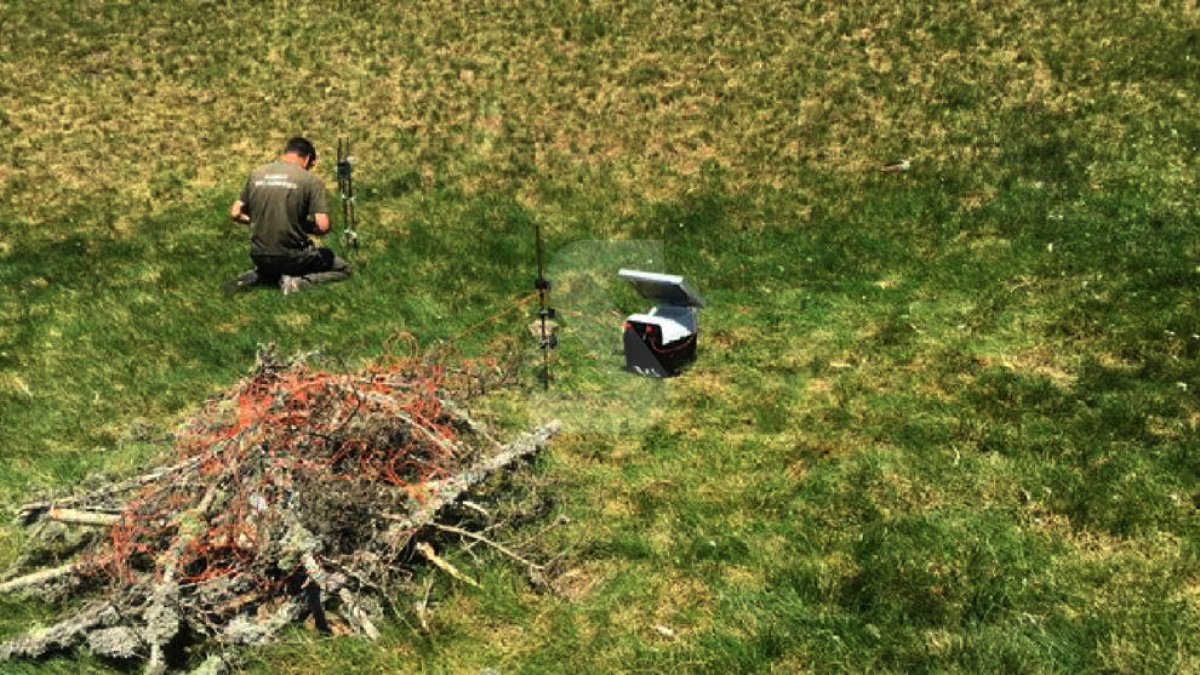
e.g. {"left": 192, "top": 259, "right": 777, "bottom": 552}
{"left": 230, "top": 200, "right": 250, "bottom": 224}
{"left": 312, "top": 213, "right": 331, "bottom": 235}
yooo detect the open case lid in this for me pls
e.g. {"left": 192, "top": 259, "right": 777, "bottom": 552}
{"left": 618, "top": 269, "right": 706, "bottom": 308}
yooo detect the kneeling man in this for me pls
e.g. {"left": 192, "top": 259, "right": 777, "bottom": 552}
{"left": 226, "top": 136, "right": 351, "bottom": 295}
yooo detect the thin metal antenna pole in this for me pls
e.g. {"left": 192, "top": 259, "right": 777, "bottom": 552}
{"left": 534, "top": 222, "right": 554, "bottom": 390}
{"left": 535, "top": 222, "right": 545, "bottom": 288}
{"left": 337, "top": 137, "right": 358, "bottom": 250}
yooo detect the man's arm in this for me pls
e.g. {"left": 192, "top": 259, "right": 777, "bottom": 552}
{"left": 308, "top": 178, "right": 332, "bottom": 235}
{"left": 229, "top": 199, "right": 250, "bottom": 225}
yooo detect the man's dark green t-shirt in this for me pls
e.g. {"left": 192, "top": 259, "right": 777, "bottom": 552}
{"left": 240, "top": 161, "right": 330, "bottom": 259}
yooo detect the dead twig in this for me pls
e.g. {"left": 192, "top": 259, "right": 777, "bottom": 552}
{"left": 415, "top": 543, "right": 479, "bottom": 588}
{"left": 460, "top": 500, "right": 491, "bottom": 518}
{"left": 414, "top": 576, "right": 434, "bottom": 634}
{"left": 432, "top": 523, "right": 543, "bottom": 571}
{"left": 361, "top": 391, "right": 464, "bottom": 458}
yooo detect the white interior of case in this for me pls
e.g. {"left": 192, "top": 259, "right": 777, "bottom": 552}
{"left": 626, "top": 308, "right": 694, "bottom": 343}
{"left": 619, "top": 269, "right": 704, "bottom": 344}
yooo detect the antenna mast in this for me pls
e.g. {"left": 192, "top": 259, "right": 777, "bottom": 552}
{"left": 336, "top": 138, "right": 358, "bottom": 250}
{"left": 534, "top": 223, "right": 556, "bottom": 390}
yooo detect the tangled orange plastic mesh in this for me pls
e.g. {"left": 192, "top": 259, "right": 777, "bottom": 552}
{"left": 92, "top": 350, "right": 501, "bottom": 592}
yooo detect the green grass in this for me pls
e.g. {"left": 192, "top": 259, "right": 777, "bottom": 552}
{"left": 2, "top": 0, "right": 1200, "bottom": 672}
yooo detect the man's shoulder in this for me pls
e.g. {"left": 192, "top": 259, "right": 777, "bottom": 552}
{"left": 296, "top": 167, "right": 326, "bottom": 196}
{"left": 248, "top": 162, "right": 320, "bottom": 186}
{"left": 249, "top": 160, "right": 287, "bottom": 178}
{"left": 298, "top": 166, "right": 324, "bottom": 186}
{"left": 263, "top": 161, "right": 319, "bottom": 186}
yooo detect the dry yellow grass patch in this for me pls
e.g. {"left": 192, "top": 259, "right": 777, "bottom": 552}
{"left": 806, "top": 377, "right": 833, "bottom": 395}
{"left": 959, "top": 189, "right": 998, "bottom": 211}
{"left": 550, "top": 562, "right": 611, "bottom": 604}
{"left": 874, "top": 275, "right": 902, "bottom": 290}
{"left": 786, "top": 458, "right": 810, "bottom": 482}
{"left": 707, "top": 325, "right": 752, "bottom": 351}
{"left": 923, "top": 627, "right": 963, "bottom": 658}
{"left": 1093, "top": 351, "right": 1143, "bottom": 373}
{"left": 214, "top": 314, "right": 253, "bottom": 335}
{"left": 1179, "top": 575, "right": 1200, "bottom": 615}
{"left": 600, "top": 498, "right": 634, "bottom": 519}
{"left": 722, "top": 565, "right": 766, "bottom": 595}
{"left": 787, "top": 427, "right": 879, "bottom": 463}
{"left": 769, "top": 655, "right": 813, "bottom": 674}
{"left": 1, "top": 373, "right": 34, "bottom": 399}
{"left": 1146, "top": 415, "right": 1188, "bottom": 442}
{"left": 653, "top": 574, "right": 716, "bottom": 636}
{"left": 978, "top": 346, "right": 1077, "bottom": 388}
{"left": 278, "top": 312, "right": 312, "bottom": 330}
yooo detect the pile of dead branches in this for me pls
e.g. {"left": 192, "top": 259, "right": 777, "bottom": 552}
{"left": 1, "top": 348, "right": 560, "bottom": 673}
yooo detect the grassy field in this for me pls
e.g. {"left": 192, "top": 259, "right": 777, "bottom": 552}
{"left": 2, "top": 0, "right": 1199, "bottom": 671}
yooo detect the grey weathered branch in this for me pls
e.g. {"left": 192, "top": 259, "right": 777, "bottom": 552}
{"left": 0, "top": 562, "right": 79, "bottom": 595}
{"left": 0, "top": 601, "right": 119, "bottom": 659}
{"left": 337, "top": 588, "right": 381, "bottom": 639}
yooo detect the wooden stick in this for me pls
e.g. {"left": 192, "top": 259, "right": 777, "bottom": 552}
{"left": 413, "top": 576, "right": 434, "bottom": 634}
{"left": 46, "top": 508, "right": 120, "bottom": 527}
{"left": 337, "top": 588, "right": 381, "bottom": 640}
{"left": 0, "top": 562, "right": 78, "bottom": 595}
{"left": 217, "top": 598, "right": 306, "bottom": 647}
{"left": 301, "top": 552, "right": 332, "bottom": 591}
{"left": 460, "top": 500, "right": 491, "bottom": 518}
{"left": 415, "top": 543, "right": 479, "bottom": 588}
{"left": 159, "top": 481, "right": 223, "bottom": 585}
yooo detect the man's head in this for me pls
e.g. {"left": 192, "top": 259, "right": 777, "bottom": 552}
{"left": 282, "top": 136, "right": 318, "bottom": 170}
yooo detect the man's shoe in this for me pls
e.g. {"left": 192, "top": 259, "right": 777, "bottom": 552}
{"left": 280, "top": 275, "right": 303, "bottom": 295}
{"left": 223, "top": 271, "right": 259, "bottom": 296}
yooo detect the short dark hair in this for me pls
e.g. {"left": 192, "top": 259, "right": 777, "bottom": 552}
{"left": 284, "top": 136, "right": 317, "bottom": 161}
